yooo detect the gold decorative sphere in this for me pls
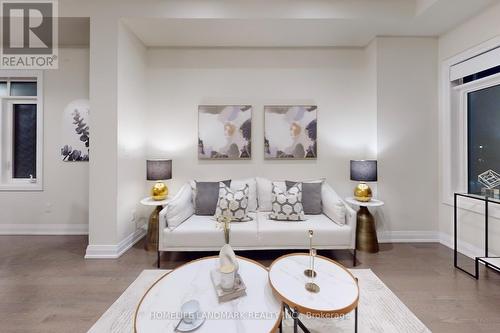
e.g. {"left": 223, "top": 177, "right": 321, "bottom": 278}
{"left": 354, "top": 182, "right": 372, "bottom": 202}
{"left": 151, "top": 181, "right": 168, "bottom": 201}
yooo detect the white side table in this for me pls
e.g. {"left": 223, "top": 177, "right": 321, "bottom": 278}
{"left": 140, "top": 197, "right": 170, "bottom": 252}
{"left": 345, "top": 197, "right": 384, "bottom": 253}
{"left": 134, "top": 256, "right": 282, "bottom": 332}
{"left": 269, "top": 253, "right": 359, "bottom": 333}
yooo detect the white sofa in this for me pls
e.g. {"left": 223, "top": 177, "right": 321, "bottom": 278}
{"left": 158, "top": 178, "right": 357, "bottom": 267}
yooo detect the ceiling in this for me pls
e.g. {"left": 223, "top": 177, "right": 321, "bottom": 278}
{"left": 122, "top": 0, "right": 500, "bottom": 47}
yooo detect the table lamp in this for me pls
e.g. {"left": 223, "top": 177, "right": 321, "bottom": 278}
{"left": 350, "top": 160, "right": 377, "bottom": 202}
{"left": 147, "top": 159, "right": 172, "bottom": 201}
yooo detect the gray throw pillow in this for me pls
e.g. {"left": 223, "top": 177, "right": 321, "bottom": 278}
{"left": 285, "top": 181, "right": 322, "bottom": 215}
{"left": 195, "top": 180, "right": 231, "bottom": 215}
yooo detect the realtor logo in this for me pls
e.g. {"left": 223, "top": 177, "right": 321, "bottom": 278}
{"left": 1, "top": 0, "right": 58, "bottom": 69}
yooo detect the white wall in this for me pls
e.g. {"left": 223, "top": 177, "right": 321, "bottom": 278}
{"left": 376, "top": 37, "right": 439, "bottom": 237}
{"left": 438, "top": 2, "right": 500, "bottom": 256}
{"left": 0, "top": 48, "right": 89, "bottom": 234}
{"left": 116, "top": 23, "right": 148, "bottom": 243}
{"left": 146, "top": 47, "right": 377, "bottom": 198}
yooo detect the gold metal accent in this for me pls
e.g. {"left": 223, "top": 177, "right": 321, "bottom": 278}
{"left": 354, "top": 182, "right": 372, "bottom": 202}
{"left": 151, "top": 181, "right": 168, "bottom": 201}
{"left": 304, "top": 230, "right": 318, "bottom": 277}
{"left": 304, "top": 269, "right": 317, "bottom": 278}
{"left": 145, "top": 205, "right": 162, "bottom": 252}
{"left": 305, "top": 282, "right": 320, "bottom": 293}
{"left": 356, "top": 206, "right": 379, "bottom": 253}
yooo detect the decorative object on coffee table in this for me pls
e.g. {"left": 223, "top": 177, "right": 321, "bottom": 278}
{"left": 305, "top": 248, "right": 320, "bottom": 293}
{"left": 345, "top": 197, "right": 384, "bottom": 253}
{"left": 140, "top": 196, "right": 170, "bottom": 252}
{"left": 134, "top": 256, "right": 282, "bottom": 332}
{"left": 269, "top": 253, "right": 359, "bottom": 333}
{"left": 304, "top": 230, "right": 317, "bottom": 278}
{"left": 147, "top": 159, "right": 172, "bottom": 201}
{"left": 350, "top": 160, "right": 377, "bottom": 202}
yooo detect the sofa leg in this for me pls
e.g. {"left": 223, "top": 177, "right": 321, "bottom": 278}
{"left": 157, "top": 251, "right": 161, "bottom": 269}
{"left": 352, "top": 249, "right": 357, "bottom": 267}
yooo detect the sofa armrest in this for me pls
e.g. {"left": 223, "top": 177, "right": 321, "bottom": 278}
{"left": 159, "top": 183, "right": 194, "bottom": 231}
{"left": 341, "top": 198, "right": 357, "bottom": 249}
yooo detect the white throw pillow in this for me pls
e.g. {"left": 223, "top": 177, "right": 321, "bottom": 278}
{"left": 269, "top": 183, "right": 305, "bottom": 221}
{"left": 165, "top": 183, "right": 195, "bottom": 229}
{"left": 322, "top": 183, "right": 346, "bottom": 225}
{"left": 231, "top": 178, "right": 258, "bottom": 212}
{"left": 214, "top": 183, "right": 252, "bottom": 222}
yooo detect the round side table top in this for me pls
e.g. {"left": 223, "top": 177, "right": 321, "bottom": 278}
{"left": 345, "top": 197, "right": 384, "bottom": 207}
{"left": 134, "top": 256, "right": 282, "bottom": 333}
{"left": 140, "top": 197, "right": 170, "bottom": 206}
{"left": 268, "top": 253, "right": 359, "bottom": 316}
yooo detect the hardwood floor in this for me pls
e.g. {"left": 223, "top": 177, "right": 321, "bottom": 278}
{"left": 1, "top": 236, "right": 499, "bottom": 333}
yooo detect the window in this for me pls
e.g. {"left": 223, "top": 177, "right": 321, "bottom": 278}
{"left": 0, "top": 71, "right": 43, "bottom": 191}
{"left": 467, "top": 84, "right": 500, "bottom": 195}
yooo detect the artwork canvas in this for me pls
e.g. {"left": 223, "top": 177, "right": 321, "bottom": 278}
{"left": 264, "top": 105, "right": 317, "bottom": 159}
{"left": 198, "top": 105, "right": 252, "bottom": 159}
{"left": 61, "top": 99, "right": 90, "bottom": 161}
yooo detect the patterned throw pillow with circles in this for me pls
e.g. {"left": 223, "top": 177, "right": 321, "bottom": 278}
{"left": 214, "top": 183, "right": 252, "bottom": 222}
{"left": 269, "top": 183, "right": 305, "bottom": 221}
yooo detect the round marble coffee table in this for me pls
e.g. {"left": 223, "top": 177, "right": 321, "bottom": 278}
{"left": 134, "top": 256, "right": 282, "bottom": 333}
{"left": 268, "top": 253, "right": 359, "bottom": 332}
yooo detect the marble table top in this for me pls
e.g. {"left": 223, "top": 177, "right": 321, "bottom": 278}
{"left": 134, "top": 256, "right": 282, "bottom": 333}
{"left": 268, "top": 253, "right": 359, "bottom": 315}
{"left": 140, "top": 197, "right": 170, "bottom": 206}
{"left": 345, "top": 197, "right": 384, "bottom": 207}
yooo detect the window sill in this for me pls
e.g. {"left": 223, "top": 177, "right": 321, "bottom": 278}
{"left": 0, "top": 183, "right": 43, "bottom": 191}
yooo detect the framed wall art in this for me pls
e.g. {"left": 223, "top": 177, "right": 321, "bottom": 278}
{"left": 198, "top": 105, "right": 252, "bottom": 160}
{"left": 264, "top": 105, "right": 317, "bottom": 159}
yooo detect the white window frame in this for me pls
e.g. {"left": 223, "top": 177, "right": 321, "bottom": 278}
{"left": 0, "top": 70, "right": 43, "bottom": 191}
{"left": 452, "top": 73, "right": 500, "bottom": 194}
{"left": 440, "top": 37, "right": 500, "bottom": 218}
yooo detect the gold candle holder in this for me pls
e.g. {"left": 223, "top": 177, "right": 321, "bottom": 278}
{"left": 304, "top": 230, "right": 317, "bottom": 278}
{"left": 305, "top": 248, "right": 320, "bottom": 293}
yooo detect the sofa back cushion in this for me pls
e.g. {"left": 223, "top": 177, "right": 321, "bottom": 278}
{"left": 256, "top": 177, "right": 282, "bottom": 211}
{"left": 269, "top": 183, "right": 306, "bottom": 221}
{"left": 285, "top": 180, "right": 323, "bottom": 215}
{"left": 231, "top": 178, "right": 257, "bottom": 212}
{"left": 322, "top": 183, "right": 346, "bottom": 225}
{"left": 194, "top": 180, "right": 231, "bottom": 215}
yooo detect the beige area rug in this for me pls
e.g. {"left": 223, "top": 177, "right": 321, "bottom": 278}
{"left": 88, "top": 269, "right": 431, "bottom": 333}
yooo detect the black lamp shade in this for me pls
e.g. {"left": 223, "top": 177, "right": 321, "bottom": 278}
{"left": 147, "top": 160, "right": 172, "bottom": 181}
{"left": 350, "top": 160, "right": 377, "bottom": 182}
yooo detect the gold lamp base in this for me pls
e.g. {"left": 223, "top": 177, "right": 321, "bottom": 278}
{"left": 151, "top": 181, "right": 168, "bottom": 201}
{"left": 354, "top": 182, "right": 372, "bottom": 202}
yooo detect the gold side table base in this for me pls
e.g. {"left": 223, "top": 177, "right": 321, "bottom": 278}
{"left": 356, "top": 206, "right": 379, "bottom": 253}
{"left": 145, "top": 206, "right": 162, "bottom": 252}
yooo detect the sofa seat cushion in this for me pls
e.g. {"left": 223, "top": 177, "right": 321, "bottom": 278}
{"left": 256, "top": 212, "right": 352, "bottom": 248}
{"left": 162, "top": 213, "right": 259, "bottom": 249}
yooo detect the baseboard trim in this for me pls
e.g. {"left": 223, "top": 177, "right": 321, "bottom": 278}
{"left": 379, "top": 230, "right": 498, "bottom": 259}
{"left": 0, "top": 223, "right": 88, "bottom": 235}
{"left": 84, "top": 228, "right": 146, "bottom": 259}
{"left": 378, "top": 230, "right": 441, "bottom": 243}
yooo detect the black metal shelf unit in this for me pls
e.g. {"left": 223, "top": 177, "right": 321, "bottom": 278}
{"left": 454, "top": 193, "right": 500, "bottom": 279}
